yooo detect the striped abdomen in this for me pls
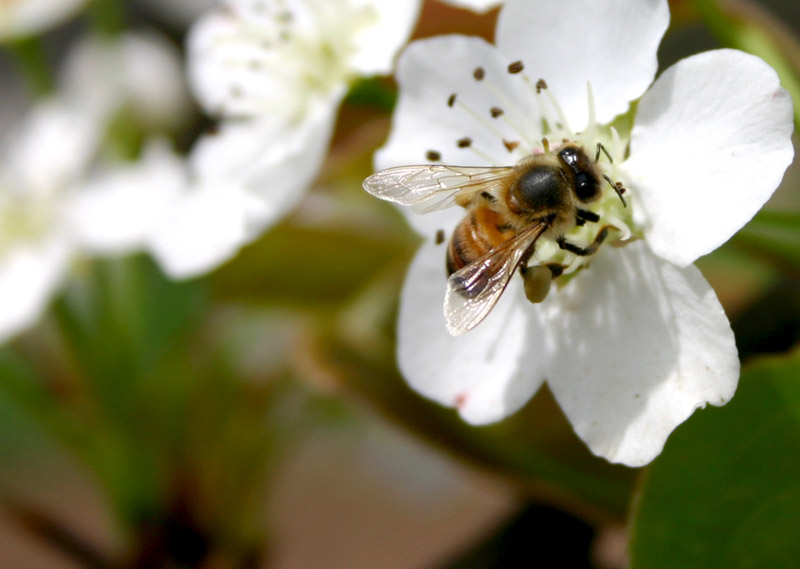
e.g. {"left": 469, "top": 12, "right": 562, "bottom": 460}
{"left": 446, "top": 206, "right": 516, "bottom": 297}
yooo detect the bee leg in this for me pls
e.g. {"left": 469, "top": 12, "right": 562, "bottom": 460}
{"left": 557, "top": 226, "right": 610, "bottom": 256}
{"left": 575, "top": 209, "right": 599, "bottom": 226}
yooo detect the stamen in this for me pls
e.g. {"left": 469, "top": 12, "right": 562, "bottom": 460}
{"left": 457, "top": 137, "right": 473, "bottom": 148}
{"left": 447, "top": 93, "right": 457, "bottom": 107}
{"left": 503, "top": 139, "right": 520, "bottom": 153}
{"left": 473, "top": 67, "right": 485, "bottom": 81}
{"left": 490, "top": 106, "right": 504, "bottom": 118}
{"left": 585, "top": 81, "right": 597, "bottom": 140}
{"left": 426, "top": 150, "right": 442, "bottom": 162}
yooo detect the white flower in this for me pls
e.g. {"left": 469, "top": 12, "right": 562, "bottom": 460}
{"left": 0, "top": 0, "right": 87, "bottom": 41}
{"left": 149, "top": 0, "right": 422, "bottom": 278}
{"left": 371, "top": 0, "right": 794, "bottom": 466}
{"left": 59, "top": 30, "right": 191, "bottom": 132}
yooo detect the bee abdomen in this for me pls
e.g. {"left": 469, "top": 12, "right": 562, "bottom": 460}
{"left": 446, "top": 207, "right": 513, "bottom": 279}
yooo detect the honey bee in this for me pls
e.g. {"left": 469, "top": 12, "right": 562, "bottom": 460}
{"left": 363, "top": 141, "right": 624, "bottom": 335}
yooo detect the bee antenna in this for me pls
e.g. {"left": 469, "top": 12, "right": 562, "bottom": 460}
{"left": 603, "top": 174, "right": 627, "bottom": 207}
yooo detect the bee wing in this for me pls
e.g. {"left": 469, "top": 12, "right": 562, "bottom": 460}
{"left": 444, "top": 223, "right": 548, "bottom": 336}
{"left": 363, "top": 165, "right": 513, "bottom": 214}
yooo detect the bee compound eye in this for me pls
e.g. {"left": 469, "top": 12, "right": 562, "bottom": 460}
{"left": 574, "top": 172, "right": 600, "bottom": 202}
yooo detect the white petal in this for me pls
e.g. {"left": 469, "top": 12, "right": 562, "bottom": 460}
{"left": 2, "top": 100, "right": 99, "bottom": 199}
{"left": 397, "top": 239, "right": 545, "bottom": 424}
{"left": 624, "top": 49, "right": 794, "bottom": 267}
{"left": 67, "top": 141, "right": 185, "bottom": 255}
{"left": 347, "top": 0, "right": 421, "bottom": 76}
{"left": 0, "top": 0, "right": 87, "bottom": 40}
{"left": 439, "top": 0, "right": 501, "bottom": 13}
{"left": 190, "top": 96, "right": 340, "bottom": 234}
{"left": 374, "top": 35, "right": 543, "bottom": 236}
{"left": 544, "top": 241, "right": 739, "bottom": 466}
{"left": 147, "top": 180, "right": 251, "bottom": 279}
{"left": 495, "top": 0, "right": 669, "bottom": 130}
{"left": 0, "top": 235, "right": 71, "bottom": 343}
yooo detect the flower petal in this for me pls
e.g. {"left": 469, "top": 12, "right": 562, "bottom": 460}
{"left": 544, "top": 241, "right": 739, "bottom": 466}
{"left": 397, "top": 239, "right": 545, "bottom": 424}
{"left": 348, "top": 0, "right": 421, "bottom": 76}
{"left": 495, "top": 0, "right": 668, "bottom": 130}
{"left": 624, "top": 49, "right": 794, "bottom": 267}
{"left": 147, "top": 179, "right": 251, "bottom": 279}
{"left": 190, "top": 94, "right": 340, "bottom": 234}
{"left": 440, "top": 0, "right": 501, "bottom": 13}
{"left": 0, "top": 236, "right": 71, "bottom": 342}
{"left": 0, "top": 0, "right": 88, "bottom": 41}
{"left": 67, "top": 141, "right": 185, "bottom": 255}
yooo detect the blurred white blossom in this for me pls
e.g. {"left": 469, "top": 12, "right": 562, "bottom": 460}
{"left": 149, "top": 0, "right": 422, "bottom": 278}
{"left": 0, "top": 0, "right": 87, "bottom": 41}
{"left": 59, "top": 30, "right": 191, "bottom": 132}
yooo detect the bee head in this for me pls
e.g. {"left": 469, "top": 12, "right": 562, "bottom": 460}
{"left": 557, "top": 145, "right": 602, "bottom": 203}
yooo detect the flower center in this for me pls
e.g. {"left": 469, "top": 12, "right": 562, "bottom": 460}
{"left": 0, "top": 187, "right": 57, "bottom": 256}
{"left": 214, "top": 0, "right": 377, "bottom": 122}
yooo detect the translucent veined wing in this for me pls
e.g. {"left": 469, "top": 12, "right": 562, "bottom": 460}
{"left": 363, "top": 164, "right": 512, "bottom": 214}
{"left": 444, "top": 222, "right": 548, "bottom": 336}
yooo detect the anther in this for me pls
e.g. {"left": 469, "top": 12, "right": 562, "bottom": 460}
{"left": 447, "top": 93, "right": 457, "bottom": 107}
{"left": 508, "top": 61, "right": 524, "bottom": 74}
{"left": 473, "top": 67, "right": 485, "bottom": 81}
{"left": 426, "top": 150, "right": 442, "bottom": 162}
{"left": 457, "top": 137, "right": 472, "bottom": 148}
{"left": 535, "top": 79, "right": 548, "bottom": 93}
{"left": 490, "top": 106, "right": 504, "bottom": 118}
{"left": 503, "top": 139, "right": 520, "bottom": 153}
{"left": 435, "top": 229, "right": 445, "bottom": 245}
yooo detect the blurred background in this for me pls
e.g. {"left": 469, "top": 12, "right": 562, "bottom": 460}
{"left": 0, "top": 0, "right": 799, "bottom": 568}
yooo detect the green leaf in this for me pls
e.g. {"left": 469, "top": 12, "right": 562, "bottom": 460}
{"left": 629, "top": 351, "right": 800, "bottom": 568}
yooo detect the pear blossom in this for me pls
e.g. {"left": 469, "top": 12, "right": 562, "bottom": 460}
{"left": 0, "top": 0, "right": 87, "bottom": 41}
{"left": 59, "top": 31, "right": 191, "bottom": 132}
{"left": 371, "top": 0, "right": 794, "bottom": 465}
{"left": 150, "top": 0, "right": 422, "bottom": 278}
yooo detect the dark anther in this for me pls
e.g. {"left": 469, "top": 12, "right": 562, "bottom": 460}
{"left": 503, "top": 139, "right": 520, "bottom": 153}
{"left": 508, "top": 61, "right": 524, "bottom": 74}
{"left": 473, "top": 67, "right": 485, "bottom": 81}
{"left": 447, "top": 93, "right": 457, "bottom": 107}
{"left": 457, "top": 137, "right": 472, "bottom": 148}
{"left": 490, "top": 106, "right": 504, "bottom": 118}
{"left": 535, "top": 79, "right": 548, "bottom": 93}
{"left": 435, "top": 229, "right": 445, "bottom": 245}
{"left": 426, "top": 150, "right": 441, "bottom": 162}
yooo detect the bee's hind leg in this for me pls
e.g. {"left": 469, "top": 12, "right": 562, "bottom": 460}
{"left": 557, "top": 226, "right": 610, "bottom": 256}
